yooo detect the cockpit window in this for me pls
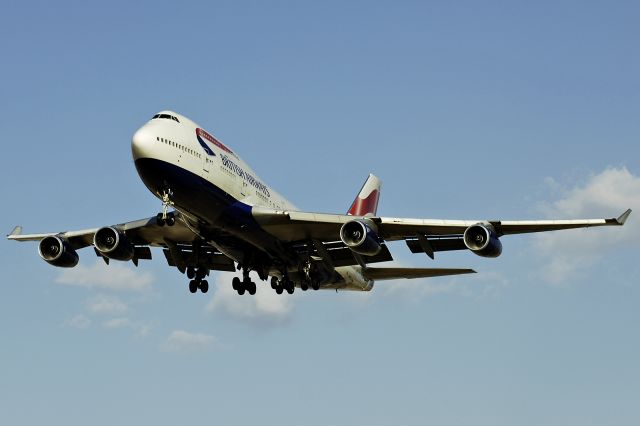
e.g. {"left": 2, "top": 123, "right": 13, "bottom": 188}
{"left": 151, "top": 114, "right": 180, "bottom": 123}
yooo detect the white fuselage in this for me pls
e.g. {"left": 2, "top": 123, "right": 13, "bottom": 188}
{"left": 132, "top": 111, "right": 293, "bottom": 211}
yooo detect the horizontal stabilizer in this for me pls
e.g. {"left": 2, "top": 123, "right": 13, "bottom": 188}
{"left": 363, "top": 267, "right": 476, "bottom": 281}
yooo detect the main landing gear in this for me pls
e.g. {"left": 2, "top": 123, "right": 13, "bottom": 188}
{"left": 270, "top": 276, "right": 295, "bottom": 294}
{"left": 232, "top": 268, "right": 256, "bottom": 295}
{"left": 187, "top": 266, "right": 209, "bottom": 293}
{"left": 156, "top": 189, "right": 176, "bottom": 226}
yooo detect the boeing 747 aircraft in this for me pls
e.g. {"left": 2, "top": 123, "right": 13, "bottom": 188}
{"left": 8, "top": 111, "right": 631, "bottom": 295}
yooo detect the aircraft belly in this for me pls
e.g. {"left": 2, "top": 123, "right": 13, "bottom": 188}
{"left": 134, "top": 157, "right": 294, "bottom": 262}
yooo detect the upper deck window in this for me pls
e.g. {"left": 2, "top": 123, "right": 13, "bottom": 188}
{"left": 151, "top": 114, "right": 180, "bottom": 123}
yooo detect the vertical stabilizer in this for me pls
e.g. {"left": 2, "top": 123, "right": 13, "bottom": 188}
{"left": 347, "top": 174, "right": 381, "bottom": 216}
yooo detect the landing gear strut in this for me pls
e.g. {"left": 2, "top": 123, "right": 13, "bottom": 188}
{"left": 188, "top": 267, "right": 209, "bottom": 293}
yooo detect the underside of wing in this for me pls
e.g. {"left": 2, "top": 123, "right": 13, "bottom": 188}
{"left": 363, "top": 267, "right": 476, "bottom": 280}
{"left": 6, "top": 212, "right": 237, "bottom": 272}
{"left": 495, "top": 208, "right": 632, "bottom": 235}
{"left": 6, "top": 215, "right": 198, "bottom": 249}
{"left": 290, "top": 240, "right": 394, "bottom": 268}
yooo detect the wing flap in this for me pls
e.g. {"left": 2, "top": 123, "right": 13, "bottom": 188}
{"left": 405, "top": 235, "right": 467, "bottom": 256}
{"left": 325, "top": 243, "right": 393, "bottom": 267}
{"left": 162, "top": 247, "right": 235, "bottom": 272}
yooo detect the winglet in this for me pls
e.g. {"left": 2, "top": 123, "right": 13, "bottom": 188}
{"left": 7, "top": 226, "right": 22, "bottom": 238}
{"left": 616, "top": 209, "right": 632, "bottom": 225}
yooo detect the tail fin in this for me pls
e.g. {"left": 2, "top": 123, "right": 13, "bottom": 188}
{"left": 347, "top": 174, "right": 381, "bottom": 216}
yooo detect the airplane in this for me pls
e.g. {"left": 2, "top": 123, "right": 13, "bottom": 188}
{"left": 7, "top": 111, "right": 632, "bottom": 295}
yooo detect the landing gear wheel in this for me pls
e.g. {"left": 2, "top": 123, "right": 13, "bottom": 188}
{"left": 156, "top": 213, "right": 165, "bottom": 226}
{"left": 166, "top": 212, "right": 176, "bottom": 226}
{"left": 270, "top": 277, "right": 278, "bottom": 290}
{"left": 196, "top": 268, "right": 207, "bottom": 280}
{"left": 301, "top": 282, "right": 309, "bottom": 291}
{"left": 276, "top": 286, "right": 284, "bottom": 295}
{"left": 200, "top": 280, "right": 209, "bottom": 293}
{"left": 189, "top": 280, "right": 198, "bottom": 294}
{"left": 238, "top": 286, "right": 246, "bottom": 295}
{"left": 311, "top": 282, "right": 320, "bottom": 291}
{"left": 232, "top": 277, "right": 240, "bottom": 291}
{"left": 248, "top": 281, "right": 256, "bottom": 295}
{"left": 286, "top": 281, "right": 295, "bottom": 294}
{"left": 187, "top": 267, "right": 195, "bottom": 280}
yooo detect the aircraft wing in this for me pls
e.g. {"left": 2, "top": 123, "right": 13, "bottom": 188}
{"left": 7, "top": 216, "right": 196, "bottom": 249}
{"left": 252, "top": 206, "right": 631, "bottom": 250}
{"left": 7, "top": 214, "right": 236, "bottom": 272}
{"left": 378, "top": 208, "right": 632, "bottom": 240}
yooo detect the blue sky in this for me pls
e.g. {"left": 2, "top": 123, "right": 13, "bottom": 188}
{"left": 1, "top": 1, "right": 639, "bottom": 425}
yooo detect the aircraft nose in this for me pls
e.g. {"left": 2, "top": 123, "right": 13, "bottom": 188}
{"left": 131, "top": 125, "right": 154, "bottom": 160}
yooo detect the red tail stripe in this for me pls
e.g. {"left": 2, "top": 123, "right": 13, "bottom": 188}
{"left": 348, "top": 189, "right": 379, "bottom": 216}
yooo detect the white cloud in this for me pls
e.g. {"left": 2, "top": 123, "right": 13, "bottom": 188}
{"left": 56, "top": 260, "right": 154, "bottom": 292}
{"left": 86, "top": 294, "right": 128, "bottom": 315}
{"left": 65, "top": 314, "right": 91, "bottom": 329}
{"left": 162, "top": 330, "right": 217, "bottom": 352}
{"left": 381, "top": 276, "right": 466, "bottom": 298}
{"left": 103, "top": 317, "right": 132, "bottom": 329}
{"left": 206, "top": 273, "right": 295, "bottom": 328}
{"left": 534, "top": 167, "right": 639, "bottom": 284}
{"left": 102, "top": 317, "right": 151, "bottom": 337}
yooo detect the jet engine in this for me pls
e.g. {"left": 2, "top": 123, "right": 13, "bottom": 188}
{"left": 463, "top": 223, "right": 502, "bottom": 258}
{"left": 93, "top": 227, "right": 134, "bottom": 261}
{"left": 38, "top": 236, "right": 79, "bottom": 268}
{"left": 339, "top": 219, "right": 382, "bottom": 256}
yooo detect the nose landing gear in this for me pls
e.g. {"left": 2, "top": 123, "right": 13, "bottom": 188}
{"left": 156, "top": 189, "right": 176, "bottom": 226}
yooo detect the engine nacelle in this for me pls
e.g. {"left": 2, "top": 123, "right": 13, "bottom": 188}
{"left": 38, "top": 236, "right": 79, "bottom": 268}
{"left": 93, "top": 227, "right": 134, "bottom": 261}
{"left": 463, "top": 223, "right": 503, "bottom": 258}
{"left": 339, "top": 219, "right": 382, "bottom": 256}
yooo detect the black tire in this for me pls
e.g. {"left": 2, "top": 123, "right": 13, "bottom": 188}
{"left": 301, "top": 282, "right": 309, "bottom": 291}
{"left": 187, "top": 267, "right": 195, "bottom": 279}
{"left": 270, "top": 277, "right": 278, "bottom": 289}
{"left": 276, "top": 287, "right": 283, "bottom": 295}
{"left": 286, "top": 284, "right": 294, "bottom": 295}
{"left": 200, "top": 280, "right": 209, "bottom": 293}
{"left": 248, "top": 281, "right": 256, "bottom": 295}
{"left": 188, "top": 280, "right": 198, "bottom": 294}
{"left": 156, "top": 213, "right": 165, "bottom": 226}
{"left": 238, "top": 287, "right": 245, "bottom": 295}
{"left": 311, "top": 282, "right": 320, "bottom": 291}
{"left": 166, "top": 215, "right": 175, "bottom": 226}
